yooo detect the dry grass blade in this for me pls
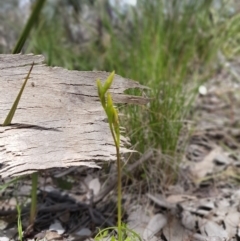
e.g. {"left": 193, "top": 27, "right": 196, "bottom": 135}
{"left": 2, "top": 62, "right": 34, "bottom": 126}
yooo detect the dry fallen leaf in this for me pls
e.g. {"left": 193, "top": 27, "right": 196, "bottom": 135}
{"left": 143, "top": 213, "right": 167, "bottom": 240}
{"left": 87, "top": 177, "right": 101, "bottom": 199}
{"left": 127, "top": 205, "right": 150, "bottom": 238}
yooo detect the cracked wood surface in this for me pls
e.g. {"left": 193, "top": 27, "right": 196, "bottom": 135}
{"left": 0, "top": 54, "right": 148, "bottom": 178}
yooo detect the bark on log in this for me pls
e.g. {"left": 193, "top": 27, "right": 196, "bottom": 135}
{"left": 0, "top": 54, "right": 148, "bottom": 178}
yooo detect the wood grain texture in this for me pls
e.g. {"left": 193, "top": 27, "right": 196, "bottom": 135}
{"left": 0, "top": 54, "right": 148, "bottom": 178}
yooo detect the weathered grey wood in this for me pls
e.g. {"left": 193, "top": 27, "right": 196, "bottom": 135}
{"left": 0, "top": 54, "right": 148, "bottom": 178}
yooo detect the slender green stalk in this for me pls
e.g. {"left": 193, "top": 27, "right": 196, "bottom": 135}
{"left": 30, "top": 172, "right": 38, "bottom": 224}
{"left": 17, "top": 204, "right": 23, "bottom": 241}
{"left": 97, "top": 72, "right": 123, "bottom": 240}
{"left": 109, "top": 123, "right": 122, "bottom": 241}
{"left": 12, "top": 0, "right": 46, "bottom": 54}
{"left": 116, "top": 145, "right": 122, "bottom": 241}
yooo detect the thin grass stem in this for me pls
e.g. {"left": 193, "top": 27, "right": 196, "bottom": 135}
{"left": 30, "top": 172, "right": 38, "bottom": 224}
{"left": 12, "top": 0, "right": 46, "bottom": 54}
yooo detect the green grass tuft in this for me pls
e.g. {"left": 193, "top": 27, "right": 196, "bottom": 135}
{"left": 25, "top": 0, "right": 240, "bottom": 184}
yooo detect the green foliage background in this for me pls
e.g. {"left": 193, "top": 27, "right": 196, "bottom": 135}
{"left": 1, "top": 0, "right": 240, "bottom": 184}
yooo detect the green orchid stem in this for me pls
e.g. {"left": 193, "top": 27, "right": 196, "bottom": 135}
{"left": 30, "top": 172, "right": 38, "bottom": 225}
{"left": 109, "top": 124, "right": 122, "bottom": 241}
{"left": 97, "top": 72, "right": 122, "bottom": 240}
{"left": 116, "top": 145, "right": 122, "bottom": 241}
